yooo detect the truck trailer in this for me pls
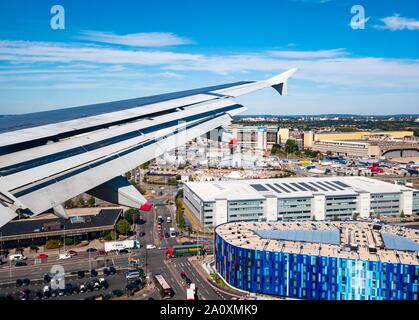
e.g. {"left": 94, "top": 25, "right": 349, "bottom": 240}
{"left": 104, "top": 240, "right": 140, "bottom": 252}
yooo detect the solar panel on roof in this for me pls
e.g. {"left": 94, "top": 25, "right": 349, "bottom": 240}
{"left": 250, "top": 184, "right": 268, "bottom": 192}
{"left": 266, "top": 184, "right": 281, "bottom": 193}
{"left": 316, "top": 181, "right": 337, "bottom": 191}
{"left": 381, "top": 232, "right": 419, "bottom": 251}
{"left": 333, "top": 181, "right": 351, "bottom": 188}
{"left": 299, "top": 182, "right": 318, "bottom": 192}
{"left": 255, "top": 229, "right": 340, "bottom": 245}
{"left": 309, "top": 182, "right": 328, "bottom": 192}
{"left": 326, "top": 182, "right": 344, "bottom": 190}
{"left": 290, "top": 183, "right": 308, "bottom": 192}
{"left": 274, "top": 183, "right": 290, "bottom": 193}
{"left": 282, "top": 183, "right": 298, "bottom": 192}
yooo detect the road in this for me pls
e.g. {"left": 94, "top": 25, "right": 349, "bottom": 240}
{"left": 0, "top": 193, "right": 227, "bottom": 300}
{"left": 138, "top": 197, "right": 224, "bottom": 300}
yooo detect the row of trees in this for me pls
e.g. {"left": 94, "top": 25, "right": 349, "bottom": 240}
{"left": 64, "top": 196, "right": 96, "bottom": 209}
{"left": 175, "top": 189, "right": 185, "bottom": 230}
{"left": 271, "top": 140, "right": 321, "bottom": 158}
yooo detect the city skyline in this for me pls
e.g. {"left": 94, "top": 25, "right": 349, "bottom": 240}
{"left": 0, "top": 0, "right": 418, "bottom": 115}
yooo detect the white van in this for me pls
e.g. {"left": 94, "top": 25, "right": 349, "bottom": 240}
{"left": 9, "top": 254, "right": 26, "bottom": 261}
{"left": 166, "top": 216, "right": 172, "bottom": 223}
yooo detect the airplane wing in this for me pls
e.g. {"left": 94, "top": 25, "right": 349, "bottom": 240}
{"left": 0, "top": 68, "right": 297, "bottom": 227}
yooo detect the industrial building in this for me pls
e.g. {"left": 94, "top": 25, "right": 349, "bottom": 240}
{"left": 303, "top": 131, "right": 414, "bottom": 148}
{"left": 215, "top": 221, "right": 419, "bottom": 300}
{"left": 183, "top": 177, "right": 419, "bottom": 227}
{"left": 311, "top": 139, "right": 419, "bottom": 159}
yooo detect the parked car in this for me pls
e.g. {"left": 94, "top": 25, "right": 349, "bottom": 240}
{"left": 34, "top": 290, "right": 43, "bottom": 300}
{"left": 77, "top": 270, "right": 85, "bottom": 279}
{"left": 43, "top": 273, "right": 51, "bottom": 283}
{"left": 20, "top": 288, "right": 30, "bottom": 300}
{"left": 96, "top": 250, "right": 107, "bottom": 256}
{"left": 118, "top": 249, "right": 129, "bottom": 254}
{"left": 65, "top": 283, "right": 74, "bottom": 295}
{"left": 99, "top": 278, "right": 109, "bottom": 289}
{"left": 22, "top": 278, "right": 30, "bottom": 286}
{"left": 79, "top": 284, "right": 86, "bottom": 293}
{"left": 15, "top": 260, "right": 27, "bottom": 267}
{"left": 109, "top": 266, "right": 117, "bottom": 275}
{"left": 86, "top": 248, "right": 97, "bottom": 253}
{"left": 85, "top": 282, "right": 94, "bottom": 292}
{"left": 125, "top": 269, "right": 141, "bottom": 281}
{"left": 112, "top": 289, "right": 124, "bottom": 297}
{"left": 146, "top": 244, "right": 156, "bottom": 250}
{"left": 93, "top": 280, "right": 101, "bottom": 290}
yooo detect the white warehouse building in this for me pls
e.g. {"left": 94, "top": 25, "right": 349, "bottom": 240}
{"left": 183, "top": 177, "right": 419, "bottom": 227}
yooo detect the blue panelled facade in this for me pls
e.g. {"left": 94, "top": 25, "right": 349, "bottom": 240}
{"left": 215, "top": 232, "right": 419, "bottom": 300}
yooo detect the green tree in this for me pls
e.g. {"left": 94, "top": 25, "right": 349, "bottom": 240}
{"left": 125, "top": 171, "right": 132, "bottom": 180}
{"left": 284, "top": 139, "right": 299, "bottom": 154}
{"left": 86, "top": 196, "right": 96, "bottom": 207}
{"left": 116, "top": 218, "right": 131, "bottom": 235}
{"left": 124, "top": 208, "right": 141, "bottom": 224}
{"left": 77, "top": 197, "right": 86, "bottom": 207}
{"left": 400, "top": 210, "right": 405, "bottom": 218}
{"left": 102, "top": 230, "right": 117, "bottom": 241}
{"left": 64, "top": 199, "right": 74, "bottom": 209}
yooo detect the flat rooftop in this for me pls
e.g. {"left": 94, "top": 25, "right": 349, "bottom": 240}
{"left": 185, "top": 176, "right": 414, "bottom": 202}
{"left": 0, "top": 208, "right": 122, "bottom": 241}
{"left": 216, "top": 221, "right": 419, "bottom": 265}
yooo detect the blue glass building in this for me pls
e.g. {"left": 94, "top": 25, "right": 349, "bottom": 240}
{"left": 214, "top": 222, "right": 419, "bottom": 300}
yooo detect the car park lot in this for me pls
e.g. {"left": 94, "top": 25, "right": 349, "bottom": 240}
{"left": 0, "top": 268, "right": 145, "bottom": 300}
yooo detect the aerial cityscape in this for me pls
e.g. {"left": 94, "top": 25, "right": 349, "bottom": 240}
{"left": 0, "top": 0, "right": 418, "bottom": 306}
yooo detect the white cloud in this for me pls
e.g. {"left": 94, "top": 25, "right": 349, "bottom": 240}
{"left": 267, "top": 48, "right": 347, "bottom": 59}
{"left": 0, "top": 40, "right": 200, "bottom": 65}
{"left": 0, "top": 40, "right": 418, "bottom": 93}
{"left": 77, "top": 31, "right": 193, "bottom": 47}
{"left": 375, "top": 14, "right": 419, "bottom": 31}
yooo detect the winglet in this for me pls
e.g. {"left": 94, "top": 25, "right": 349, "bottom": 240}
{"left": 266, "top": 68, "right": 298, "bottom": 96}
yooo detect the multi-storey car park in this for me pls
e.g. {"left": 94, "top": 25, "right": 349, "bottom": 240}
{"left": 214, "top": 221, "right": 419, "bottom": 300}
{"left": 184, "top": 177, "right": 419, "bottom": 228}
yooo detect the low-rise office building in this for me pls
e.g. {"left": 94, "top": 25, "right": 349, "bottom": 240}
{"left": 183, "top": 177, "right": 418, "bottom": 227}
{"left": 215, "top": 221, "right": 419, "bottom": 300}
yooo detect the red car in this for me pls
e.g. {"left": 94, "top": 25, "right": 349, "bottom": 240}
{"left": 37, "top": 253, "right": 48, "bottom": 259}
{"left": 96, "top": 250, "right": 107, "bottom": 256}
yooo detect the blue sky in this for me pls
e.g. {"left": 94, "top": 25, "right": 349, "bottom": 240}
{"left": 0, "top": 0, "right": 418, "bottom": 115}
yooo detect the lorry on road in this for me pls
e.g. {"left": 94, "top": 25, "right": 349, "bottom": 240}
{"left": 166, "top": 244, "right": 204, "bottom": 258}
{"left": 104, "top": 240, "right": 140, "bottom": 253}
